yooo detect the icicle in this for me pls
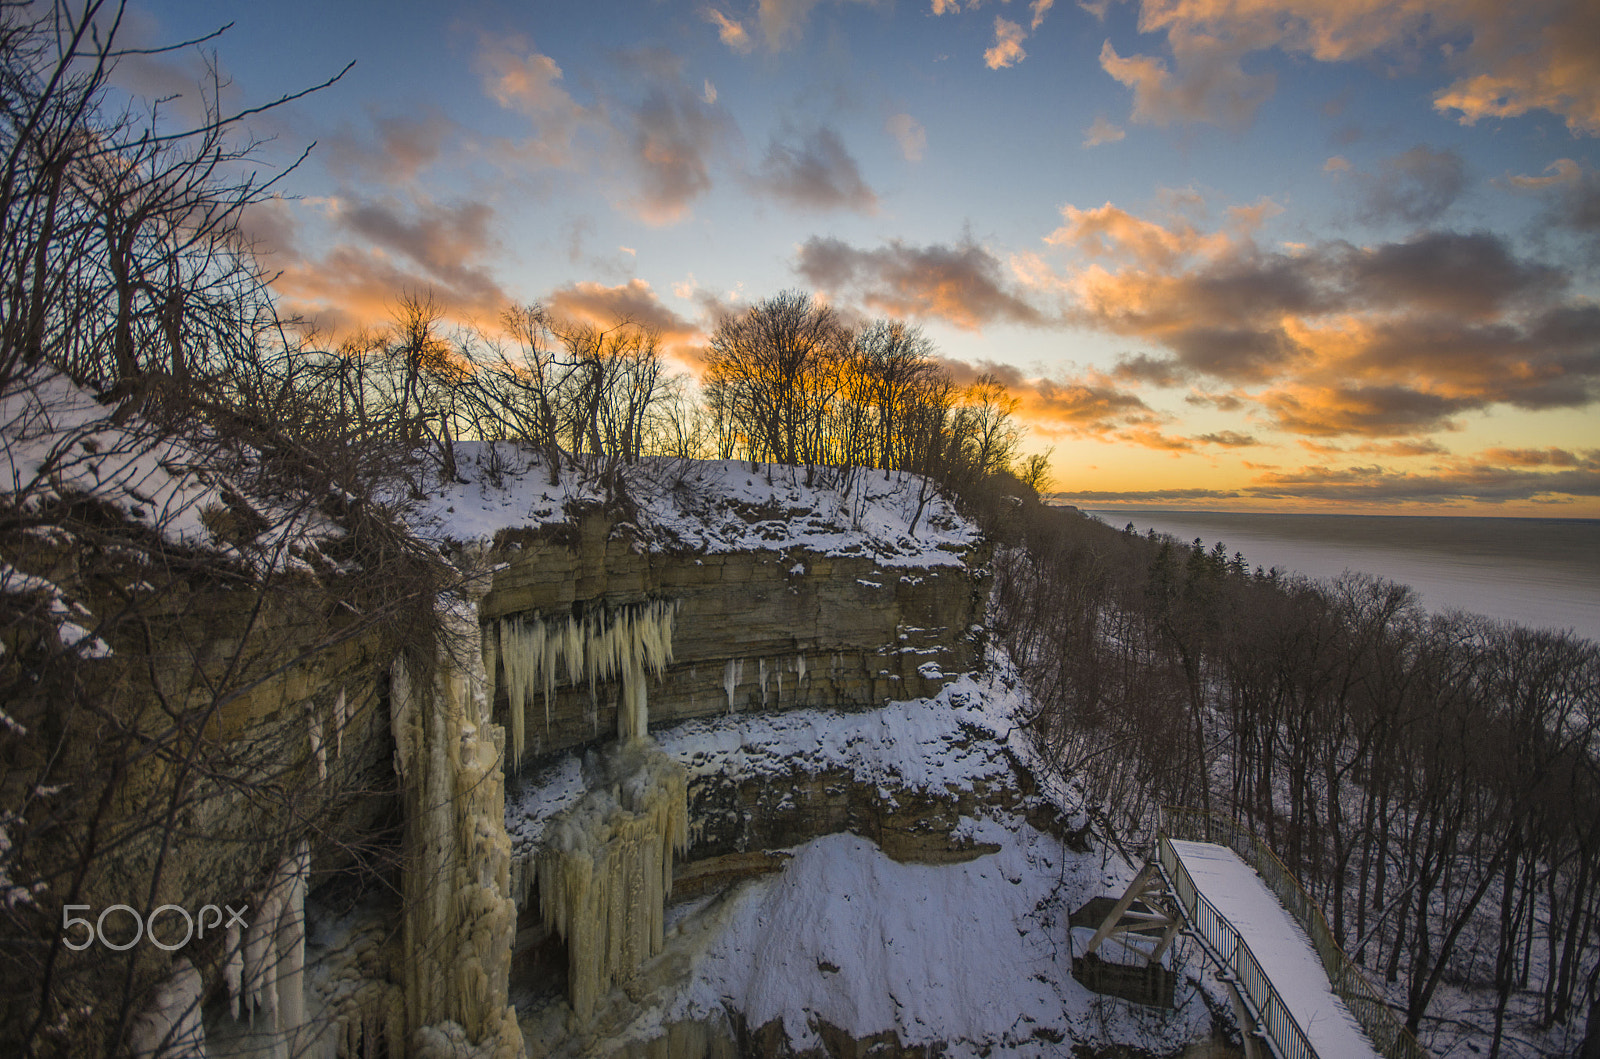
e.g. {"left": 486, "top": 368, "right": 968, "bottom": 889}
{"left": 796, "top": 651, "right": 807, "bottom": 684}
{"left": 496, "top": 601, "right": 679, "bottom": 751}
{"left": 276, "top": 842, "right": 309, "bottom": 1035}
{"left": 309, "top": 710, "right": 326, "bottom": 782}
{"left": 759, "top": 658, "right": 769, "bottom": 708}
{"left": 243, "top": 893, "right": 280, "bottom": 1026}
{"left": 390, "top": 658, "right": 416, "bottom": 783}
{"left": 536, "top": 740, "right": 688, "bottom": 1022}
{"left": 127, "top": 957, "right": 207, "bottom": 1058}
{"left": 723, "top": 659, "right": 743, "bottom": 714}
{"left": 224, "top": 920, "right": 243, "bottom": 1020}
{"left": 332, "top": 687, "right": 346, "bottom": 757}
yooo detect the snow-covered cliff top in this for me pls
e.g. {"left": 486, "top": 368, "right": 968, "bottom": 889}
{"left": 408, "top": 443, "right": 979, "bottom": 567}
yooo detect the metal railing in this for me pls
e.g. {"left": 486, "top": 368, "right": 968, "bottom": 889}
{"left": 1157, "top": 833, "right": 1318, "bottom": 1059}
{"left": 1159, "top": 807, "right": 1429, "bottom": 1059}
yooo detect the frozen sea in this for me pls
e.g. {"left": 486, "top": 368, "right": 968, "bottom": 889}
{"left": 1080, "top": 509, "right": 1600, "bottom": 644}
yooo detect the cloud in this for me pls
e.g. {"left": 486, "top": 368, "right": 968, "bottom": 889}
{"left": 1196, "top": 430, "right": 1259, "bottom": 447}
{"left": 887, "top": 113, "right": 927, "bottom": 162}
{"left": 1507, "top": 158, "right": 1581, "bottom": 190}
{"left": 1522, "top": 160, "right": 1600, "bottom": 255}
{"left": 795, "top": 236, "right": 1048, "bottom": 330}
{"left": 1244, "top": 461, "right": 1600, "bottom": 504}
{"left": 1324, "top": 155, "right": 1350, "bottom": 173}
{"left": 1083, "top": 116, "right": 1126, "bottom": 146}
{"left": 1121, "top": 426, "right": 1195, "bottom": 451}
{"left": 1095, "top": 0, "right": 1600, "bottom": 136}
{"left": 754, "top": 0, "right": 876, "bottom": 51}
{"left": 1479, "top": 446, "right": 1584, "bottom": 467}
{"left": 702, "top": 8, "right": 755, "bottom": 52}
{"left": 268, "top": 195, "right": 512, "bottom": 333}
{"left": 545, "top": 278, "right": 704, "bottom": 359}
{"left": 322, "top": 111, "right": 456, "bottom": 187}
{"left": 985, "top": 18, "right": 1028, "bottom": 69}
{"left": 750, "top": 127, "right": 879, "bottom": 213}
{"left": 1030, "top": 0, "right": 1055, "bottom": 31}
{"left": 625, "top": 80, "right": 737, "bottom": 224}
{"left": 236, "top": 196, "right": 300, "bottom": 262}
{"left": 1355, "top": 146, "right": 1467, "bottom": 226}
{"left": 930, "top": 0, "right": 961, "bottom": 13}
{"left": 1099, "top": 34, "right": 1274, "bottom": 128}
{"left": 1431, "top": 0, "right": 1600, "bottom": 134}
{"left": 1040, "top": 200, "right": 1600, "bottom": 437}
{"left": 475, "top": 40, "right": 596, "bottom": 167}
{"left": 1059, "top": 457, "right": 1600, "bottom": 507}
{"left": 934, "top": 357, "right": 1155, "bottom": 437}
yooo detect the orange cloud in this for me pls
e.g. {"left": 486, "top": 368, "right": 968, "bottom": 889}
{"left": 1479, "top": 446, "right": 1586, "bottom": 468}
{"left": 263, "top": 195, "right": 513, "bottom": 335}
{"left": 935, "top": 358, "right": 1155, "bottom": 438}
{"left": 475, "top": 39, "right": 597, "bottom": 168}
{"left": 1083, "top": 116, "right": 1126, "bottom": 147}
{"left": 1039, "top": 200, "right": 1600, "bottom": 437}
{"left": 1102, "top": 0, "right": 1600, "bottom": 135}
{"left": 702, "top": 8, "right": 755, "bottom": 52}
{"left": 544, "top": 278, "right": 705, "bottom": 363}
{"left": 986, "top": 18, "right": 1028, "bottom": 69}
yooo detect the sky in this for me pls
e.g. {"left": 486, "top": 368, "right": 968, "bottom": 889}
{"left": 117, "top": 0, "right": 1600, "bottom": 515}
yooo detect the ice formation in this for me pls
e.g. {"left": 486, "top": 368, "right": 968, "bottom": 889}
{"left": 224, "top": 921, "right": 242, "bottom": 1020}
{"left": 722, "top": 658, "right": 743, "bottom": 713}
{"left": 390, "top": 601, "right": 525, "bottom": 1058}
{"left": 495, "top": 599, "right": 678, "bottom": 766}
{"left": 535, "top": 739, "right": 689, "bottom": 1022}
{"left": 230, "top": 842, "right": 310, "bottom": 1055}
{"left": 128, "top": 957, "right": 207, "bottom": 1058}
{"left": 308, "top": 710, "right": 325, "bottom": 782}
{"left": 332, "top": 686, "right": 346, "bottom": 757}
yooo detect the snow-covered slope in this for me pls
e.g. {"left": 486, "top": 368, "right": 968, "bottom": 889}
{"left": 409, "top": 445, "right": 978, "bottom": 565}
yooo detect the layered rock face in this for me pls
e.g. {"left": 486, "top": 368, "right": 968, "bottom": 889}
{"left": 481, "top": 512, "right": 990, "bottom": 764}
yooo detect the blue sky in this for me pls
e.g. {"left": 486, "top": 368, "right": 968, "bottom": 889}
{"left": 122, "top": 0, "right": 1600, "bottom": 513}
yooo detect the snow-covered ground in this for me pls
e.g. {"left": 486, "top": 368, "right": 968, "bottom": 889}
{"left": 410, "top": 444, "right": 978, "bottom": 564}
{"left": 511, "top": 662, "right": 1230, "bottom": 1057}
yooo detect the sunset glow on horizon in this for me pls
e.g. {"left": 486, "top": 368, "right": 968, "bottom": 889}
{"left": 127, "top": 0, "right": 1600, "bottom": 516}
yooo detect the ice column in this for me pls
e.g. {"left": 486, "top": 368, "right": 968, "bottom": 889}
{"left": 535, "top": 740, "right": 689, "bottom": 1022}
{"left": 392, "top": 599, "right": 525, "bottom": 1059}
{"left": 127, "top": 958, "right": 207, "bottom": 1058}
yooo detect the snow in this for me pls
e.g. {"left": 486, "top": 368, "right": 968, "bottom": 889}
{"left": 1, "top": 366, "right": 354, "bottom": 595}
{"left": 507, "top": 658, "right": 1222, "bottom": 1056}
{"left": 0, "top": 559, "right": 112, "bottom": 665}
{"left": 407, "top": 447, "right": 977, "bottom": 566}
{"left": 1167, "top": 839, "right": 1378, "bottom": 1059}
{"left": 505, "top": 671, "right": 1034, "bottom": 870}
{"left": 1, "top": 369, "right": 219, "bottom": 543}
{"left": 667, "top": 820, "right": 1212, "bottom": 1058}
{"left": 655, "top": 672, "right": 1021, "bottom": 797}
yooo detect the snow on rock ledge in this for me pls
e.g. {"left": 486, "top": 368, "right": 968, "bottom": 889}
{"left": 408, "top": 448, "right": 977, "bottom": 566}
